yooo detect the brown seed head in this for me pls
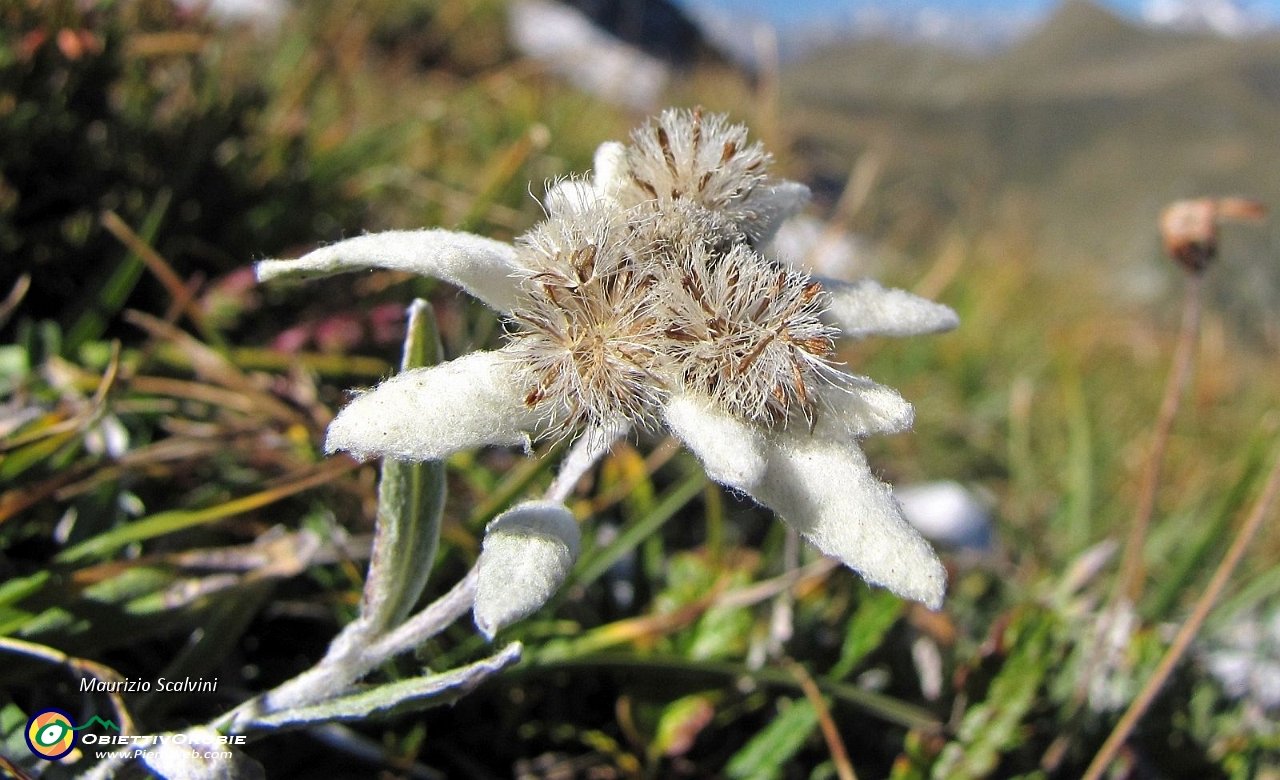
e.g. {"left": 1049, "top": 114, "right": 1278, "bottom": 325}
{"left": 509, "top": 208, "right": 668, "bottom": 435}
{"left": 1160, "top": 197, "right": 1267, "bottom": 274}
{"left": 660, "top": 243, "right": 837, "bottom": 428}
{"left": 618, "top": 108, "right": 777, "bottom": 244}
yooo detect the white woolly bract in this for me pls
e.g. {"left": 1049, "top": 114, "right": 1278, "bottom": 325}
{"left": 752, "top": 432, "right": 946, "bottom": 609}
{"left": 662, "top": 392, "right": 766, "bottom": 488}
{"left": 474, "top": 500, "right": 581, "bottom": 638}
{"left": 738, "top": 180, "right": 812, "bottom": 247}
{"left": 324, "top": 350, "right": 542, "bottom": 462}
{"left": 815, "top": 376, "right": 914, "bottom": 439}
{"left": 506, "top": 208, "right": 669, "bottom": 435}
{"left": 669, "top": 397, "right": 944, "bottom": 609}
{"left": 255, "top": 229, "right": 524, "bottom": 313}
{"left": 820, "top": 278, "right": 960, "bottom": 339}
{"left": 543, "top": 177, "right": 601, "bottom": 218}
{"left": 592, "top": 141, "right": 629, "bottom": 199}
{"left": 662, "top": 243, "right": 838, "bottom": 427}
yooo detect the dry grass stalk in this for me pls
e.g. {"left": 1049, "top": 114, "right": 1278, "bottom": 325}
{"left": 1083, "top": 445, "right": 1280, "bottom": 780}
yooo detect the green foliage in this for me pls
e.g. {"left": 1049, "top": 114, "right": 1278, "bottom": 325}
{"left": 362, "top": 299, "right": 447, "bottom": 631}
{"left": 930, "top": 610, "right": 1056, "bottom": 779}
{"left": 726, "top": 699, "right": 820, "bottom": 780}
{"left": 0, "top": 0, "right": 365, "bottom": 350}
{"left": 829, "top": 588, "right": 905, "bottom": 680}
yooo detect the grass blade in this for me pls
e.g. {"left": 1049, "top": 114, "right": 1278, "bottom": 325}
{"left": 56, "top": 459, "right": 357, "bottom": 563}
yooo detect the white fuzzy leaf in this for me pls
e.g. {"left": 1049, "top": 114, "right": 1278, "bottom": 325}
{"left": 325, "top": 350, "right": 541, "bottom": 462}
{"left": 545, "top": 179, "right": 604, "bottom": 216}
{"left": 665, "top": 391, "right": 947, "bottom": 604}
{"left": 255, "top": 230, "right": 523, "bottom": 312}
{"left": 744, "top": 180, "right": 811, "bottom": 246}
{"left": 593, "top": 141, "right": 629, "bottom": 198}
{"left": 662, "top": 393, "right": 766, "bottom": 488}
{"left": 820, "top": 278, "right": 959, "bottom": 339}
{"left": 474, "top": 501, "right": 581, "bottom": 638}
{"left": 245, "top": 644, "right": 523, "bottom": 729}
{"left": 753, "top": 431, "right": 945, "bottom": 608}
{"left": 817, "top": 377, "right": 914, "bottom": 439}
{"left": 665, "top": 391, "right": 943, "bottom": 607}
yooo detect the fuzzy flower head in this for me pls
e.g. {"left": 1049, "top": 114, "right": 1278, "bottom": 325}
{"left": 598, "top": 107, "right": 809, "bottom": 247}
{"left": 661, "top": 242, "right": 837, "bottom": 429}
{"left": 507, "top": 206, "right": 666, "bottom": 435}
{"left": 257, "top": 109, "right": 960, "bottom": 610}
{"left": 620, "top": 108, "right": 768, "bottom": 209}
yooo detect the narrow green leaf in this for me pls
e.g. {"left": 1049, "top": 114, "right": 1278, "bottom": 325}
{"left": 56, "top": 462, "right": 352, "bottom": 563}
{"left": 1150, "top": 437, "right": 1269, "bottom": 619}
{"left": 65, "top": 189, "right": 171, "bottom": 353}
{"left": 151, "top": 343, "right": 392, "bottom": 378}
{"left": 0, "top": 345, "right": 30, "bottom": 390}
{"left": 464, "top": 436, "right": 569, "bottom": 529}
{"left": 570, "top": 470, "right": 705, "bottom": 589}
{"left": 0, "top": 429, "right": 78, "bottom": 481}
{"left": 1059, "top": 369, "right": 1093, "bottom": 553}
{"left": 1212, "top": 563, "right": 1280, "bottom": 632}
{"left": 929, "top": 611, "right": 1053, "bottom": 780}
{"left": 829, "top": 589, "right": 905, "bottom": 681}
{"left": 83, "top": 566, "right": 174, "bottom": 608}
{"left": 1, "top": 702, "right": 33, "bottom": 766}
{"left": 650, "top": 693, "right": 716, "bottom": 760}
{"left": 726, "top": 699, "right": 819, "bottom": 780}
{"left": 244, "top": 643, "right": 521, "bottom": 730}
{"left": 687, "top": 602, "right": 754, "bottom": 662}
{"left": 136, "top": 580, "right": 276, "bottom": 721}
{"left": 525, "top": 653, "right": 941, "bottom": 733}
{"left": 0, "top": 571, "right": 50, "bottom": 607}
{"left": 0, "top": 608, "right": 36, "bottom": 636}
{"left": 362, "top": 299, "right": 447, "bottom": 632}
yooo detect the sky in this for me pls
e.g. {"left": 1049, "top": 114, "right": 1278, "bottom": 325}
{"left": 682, "top": 0, "right": 1280, "bottom": 41}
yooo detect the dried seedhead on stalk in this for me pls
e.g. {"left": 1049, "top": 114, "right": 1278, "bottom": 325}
{"left": 1159, "top": 197, "right": 1267, "bottom": 274}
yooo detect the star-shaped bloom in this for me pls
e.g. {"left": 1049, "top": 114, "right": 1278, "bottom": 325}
{"left": 258, "top": 108, "right": 959, "bottom": 609}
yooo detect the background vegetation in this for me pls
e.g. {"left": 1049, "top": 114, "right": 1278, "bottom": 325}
{"left": 2, "top": 0, "right": 1279, "bottom": 777}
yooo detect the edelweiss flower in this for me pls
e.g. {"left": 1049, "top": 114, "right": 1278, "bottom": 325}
{"left": 257, "top": 108, "right": 959, "bottom": 609}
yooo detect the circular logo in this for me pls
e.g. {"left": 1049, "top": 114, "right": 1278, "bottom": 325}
{"left": 25, "top": 709, "right": 77, "bottom": 761}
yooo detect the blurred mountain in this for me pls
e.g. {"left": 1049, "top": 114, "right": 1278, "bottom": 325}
{"left": 705, "top": 0, "right": 1278, "bottom": 62}
{"left": 782, "top": 0, "right": 1280, "bottom": 338}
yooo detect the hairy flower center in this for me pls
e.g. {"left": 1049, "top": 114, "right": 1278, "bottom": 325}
{"left": 623, "top": 107, "right": 769, "bottom": 212}
{"left": 508, "top": 213, "right": 667, "bottom": 435}
{"left": 662, "top": 245, "right": 836, "bottom": 428}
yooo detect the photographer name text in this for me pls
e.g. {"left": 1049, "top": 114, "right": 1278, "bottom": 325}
{"left": 79, "top": 677, "right": 218, "bottom": 693}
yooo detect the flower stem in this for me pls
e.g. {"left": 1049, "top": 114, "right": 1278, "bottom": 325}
{"left": 544, "top": 425, "right": 624, "bottom": 504}
{"left": 1070, "top": 272, "right": 1202, "bottom": 711}
{"left": 1115, "top": 273, "right": 1203, "bottom": 603}
{"left": 217, "top": 566, "right": 480, "bottom": 733}
{"left": 785, "top": 658, "right": 859, "bottom": 780}
{"left": 364, "top": 567, "right": 479, "bottom": 661}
